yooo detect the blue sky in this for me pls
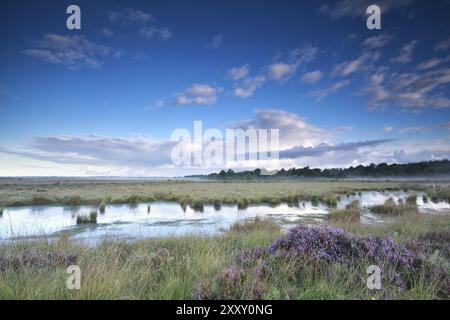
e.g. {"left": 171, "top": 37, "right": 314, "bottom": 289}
{"left": 0, "top": 0, "right": 449, "bottom": 176}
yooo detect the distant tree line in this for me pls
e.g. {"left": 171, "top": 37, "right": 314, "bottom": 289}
{"left": 190, "top": 160, "right": 450, "bottom": 179}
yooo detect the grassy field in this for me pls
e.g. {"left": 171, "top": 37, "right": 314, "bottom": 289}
{"left": 1, "top": 178, "right": 445, "bottom": 208}
{"left": 0, "top": 213, "right": 448, "bottom": 300}
{"left": 0, "top": 179, "right": 449, "bottom": 300}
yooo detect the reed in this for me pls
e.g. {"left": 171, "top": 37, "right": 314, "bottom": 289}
{"left": 76, "top": 211, "right": 98, "bottom": 225}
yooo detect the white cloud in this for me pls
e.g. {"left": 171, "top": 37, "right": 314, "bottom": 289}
{"left": 107, "top": 8, "right": 172, "bottom": 41}
{"left": 233, "top": 76, "right": 266, "bottom": 98}
{"left": 289, "top": 44, "right": 318, "bottom": 65}
{"left": 309, "top": 80, "right": 350, "bottom": 101}
{"left": 362, "top": 34, "right": 393, "bottom": 49}
{"left": 301, "top": 70, "right": 322, "bottom": 84}
{"left": 319, "top": 0, "right": 412, "bottom": 19}
{"left": 107, "top": 8, "right": 154, "bottom": 26}
{"left": 268, "top": 62, "right": 295, "bottom": 81}
{"left": 232, "top": 109, "right": 330, "bottom": 150}
{"left": 229, "top": 44, "right": 318, "bottom": 98}
{"left": 2, "top": 109, "right": 448, "bottom": 176}
{"left": 139, "top": 26, "right": 172, "bottom": 40}
{"left": 416, "top": 58, "right": 442, "bottom": 70}
{"left": 267, "top": 44, "right": 318, "bottom": 82}
{"left": 332, "top": 51, "right": 379, "bottom": 77}
{"left": 23, "top": 34, "right": 121, "bottom": 70}
{"left": 175, "top": 84, "right": 222, "bottom": 106}
{"left": 364, "top": 67, "right": 450, "bottom": 111}
{"left": 398, "top": 122, "right": 450, "bottom": 134}
{"left": 434, "top": 35, "right": 450, "bottom": 52}
{"left": 399, "top": 126, "right": 431, "bottom": 134}
{"left": 0, "top": 135, "right": 176, "bottom": 170}
{"left": 391, "top": 40, "right": 418, "bottom": 64}
{"left": 280, "top": 139, "right": 393, "bottom": 159}
{"left": 227, "top": 65, "right": 249, "bottom": 80}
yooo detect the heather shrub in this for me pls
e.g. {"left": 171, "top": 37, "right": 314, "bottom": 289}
{"left": 232, "top": 224, "right": 423, "bottom": 294}
{"left": 267, "top": 225, "right": 418, "bottom": 268}
{"left": 409, "top": 231, "right": 450, "bottom": 258}
{"left": 194, "top": 263, "right": 270, "bottom": 300}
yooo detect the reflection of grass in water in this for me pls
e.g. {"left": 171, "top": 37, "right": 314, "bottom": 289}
{"left": 1, "top": 213, "right": 448, "bottom": 299}
{"left": 142, "top": 219, "right": 205, "bottom": 227}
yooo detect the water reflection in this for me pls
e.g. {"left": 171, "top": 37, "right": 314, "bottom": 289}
{"left": 0, "top": 190, "right": 448, "bottom": 242}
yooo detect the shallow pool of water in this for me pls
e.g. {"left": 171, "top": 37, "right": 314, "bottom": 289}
{"left": 0, "top": 190, "right": 448, "bottom": 242}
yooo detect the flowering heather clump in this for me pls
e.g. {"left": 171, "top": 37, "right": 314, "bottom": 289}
{"left": 267, "top": 225, "right": 419, "bottom": 270}
{"left": 193, "top": 263, "right": 269, "bottom": 300}
{"left": 268, "top": 225, "right": 355, "bottom": 264}
{"left": 219, "top": 265, "right": 244, "bottom": 286}
{"left": 361, "top": 236, "right": 417, "bottom": 269}
{"left": 408, "top": 231, "right": 450, "bottom": 258}
{"left": 192, "top": 278, "right": 216, "bottom": 300}
{"left": 216, "top": 265, "right": 245, "bottom": 299}
{"left": 238, "top": 246, "right": 269, "bottom": 265}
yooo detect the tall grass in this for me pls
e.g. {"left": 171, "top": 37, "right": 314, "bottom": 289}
{"left": 76, "top": 211, "right": 98, "bottom": 225}
{"left": 327, "top": 200, "right": 360, "bottom": 222}
{"left": 370, "top": 197, "right": 418, "bottom": 216}
{"left": 99, "top": 201, "right": 106, "bottom": 214}
{"left": 0, "top": 214, "right": 448, "bottom": 300}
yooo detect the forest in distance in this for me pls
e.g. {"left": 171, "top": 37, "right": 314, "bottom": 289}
{"left": 191, "top": 160, "right": 450, "bottom": 179}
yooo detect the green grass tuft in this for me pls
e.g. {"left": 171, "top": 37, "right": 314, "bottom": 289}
{"left": 370, "top": 197, "right": 418, "bottom": 216}
{"left": 76, "top": 211, "right": 98, "bottom": 225}
{"left": 327, "top": 200, "right": 360, "bottom": 222}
